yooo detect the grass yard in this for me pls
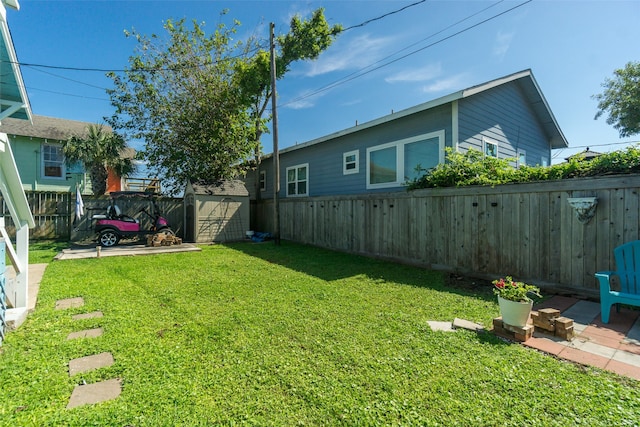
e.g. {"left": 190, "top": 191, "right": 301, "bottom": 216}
{"left": 1, "top": 241, "right": 639, "bottom": 426}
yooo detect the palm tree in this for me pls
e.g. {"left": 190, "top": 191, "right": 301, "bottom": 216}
{"left": 63, "top": 124, "right": 135, "bottom": 195}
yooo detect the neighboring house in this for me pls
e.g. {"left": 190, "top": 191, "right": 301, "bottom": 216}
{"left": 247, "top": 69, "right": 568, "bottom": 199}
{"left": 0, "top": 115, "right": 100, "bottom": 194}
{"left": 565, "top": 147, "right": 601, "bottom": 162}
{"left": 0, "top": 115, "right": 157, "bottom": 194}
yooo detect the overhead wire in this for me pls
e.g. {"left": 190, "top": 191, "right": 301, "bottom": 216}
{"left": 341, "top": 0, "right": 428, "bottom": 31}
{"left": 552, "top": 140, "right": 640, "bottom": 158}
{"left": 0, "top": 0, "right": 450, "bottom": 99}
{"left": 7, "top": 0, "right": 525, "bottom": 106}
{"left": 280, "top": 0, "right": 530, "bottom": 108}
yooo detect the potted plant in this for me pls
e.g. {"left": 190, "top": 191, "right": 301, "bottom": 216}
{"left": 493, "top": 276, "right": 541, "bottom": 328}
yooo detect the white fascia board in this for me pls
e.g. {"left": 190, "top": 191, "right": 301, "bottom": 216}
{"left": 0, "top": 3, "right": 32, "bottom": 123}
{"left": 4, "top": 0, "right": 20, "bottom": 11}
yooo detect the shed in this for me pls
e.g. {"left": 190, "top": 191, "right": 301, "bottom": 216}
{"left": 184, "top": 180, "right": 250, "bottom": 243}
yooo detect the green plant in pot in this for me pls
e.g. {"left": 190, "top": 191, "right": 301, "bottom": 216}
{"left": 493, "top": 276, "right": 541, "bottom": 328}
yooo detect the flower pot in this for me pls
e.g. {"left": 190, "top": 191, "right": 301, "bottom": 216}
{"left": 498, "top": 296, "right": 533, "bottom": 328}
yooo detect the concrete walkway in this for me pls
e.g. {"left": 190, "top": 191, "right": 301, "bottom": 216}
{"left": 54, "top": 242, "right": 201, "bottom": 260}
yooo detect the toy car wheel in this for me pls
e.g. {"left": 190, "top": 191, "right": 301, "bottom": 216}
{"left": 99, "top": 230, "right": 120, "bottom": 247}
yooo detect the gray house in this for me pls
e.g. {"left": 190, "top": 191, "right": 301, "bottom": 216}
{"left": 247, "top": 69, "right": 568, "bottom": 199}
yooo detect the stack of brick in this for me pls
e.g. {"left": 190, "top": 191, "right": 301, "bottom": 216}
{"left": 146, "top": 232, "right": 183, "bottom": 247}
{"left": 492, "top": 318, "right": 535, "bottom": 342}
{"left": 531, "top": 308, "right": 574, "bottom": 340}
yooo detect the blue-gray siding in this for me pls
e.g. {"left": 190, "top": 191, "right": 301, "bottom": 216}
{"left": 254, "top": 103, "right": 452, "bottom": 199}
{"left": 458, "top": 82, "right": 550, "bottom": 165}
{"left": 247, "top": 77, "right": 558, "bottom": 199}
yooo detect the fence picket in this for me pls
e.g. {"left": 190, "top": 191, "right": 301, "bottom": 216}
{"left": 253, "top": 175, "right": 640, "bottom": 296}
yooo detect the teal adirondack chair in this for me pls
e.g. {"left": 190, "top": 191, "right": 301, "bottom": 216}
{"left": 595, "top": 240, "right": 640, "bottom": 323}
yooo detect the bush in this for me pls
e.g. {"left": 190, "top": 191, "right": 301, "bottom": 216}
{"left": 407, "top": 145, "right": 640, "bottom": 190}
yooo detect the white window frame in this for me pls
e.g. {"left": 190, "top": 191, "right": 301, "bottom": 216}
{"left": 41, "top": 142, "right": 66, "bottom": 180}
{"left": 259, "top": 170, "right": 266, "bottom": 191}
{"left": 366, "top": 130, "right": 445, "bottom": 190}
{"left": 517, "top": 149, "right": 526, "bottom": 168}
{"left": 343, "top": 150, "right": 359, "bottom": 175}
{"left": 285, "top": 163, "right": 309, "bottom": 197}
{"left": 483, "top": 137, "right": 498, "bottom": 158}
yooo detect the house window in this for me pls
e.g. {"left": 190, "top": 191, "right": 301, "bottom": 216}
{"left": 541, "top": 157, "right": 549, "bottom": 167}
{"left": 286, "top": 163, "right": 308, "bottom": 196}
{"left": 259, "top": 171, "right": 266, "bottom": 191}
{"left": 517, "top": 150, "right": 526, "bottom": 168}
{"left": 366, "top": 130, "right": 444, "bottom": 189}
{"left": 484, "top": 138, "right": 498, "bottom": 158}
{"left": 343, "top": 150, "right": 359, "bottom": 175}
{"left": 42, "top": 143, "right": 65, "bottom": 179}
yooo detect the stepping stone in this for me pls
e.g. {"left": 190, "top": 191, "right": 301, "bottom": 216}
{"left": 69, "top": 352, "right": 114, "bottom": 376}
{"left": 453, "top": 317, "right": 485, "bottom": 332}
{"left": 55, "top": 297, "right": 85, "bottom": 310}
{"left": 427, "top": 321, "right": 455, "bottom": 332}
{"left": 67, "top": 328, "right": 103, "bottom": 340}
{"left": 67, "top": 378, "right": 122, "bottom": 409}
{"left": 72, "top": 311, "right": 104, "bottom": 320}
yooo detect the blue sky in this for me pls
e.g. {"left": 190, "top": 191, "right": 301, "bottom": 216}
{"left": 6, "top": 0, "right": 639, "bottom": 164}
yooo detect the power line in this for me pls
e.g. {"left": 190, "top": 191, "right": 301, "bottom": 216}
{"left": 552, "top": 140, "right": 639, "bottom": 158}
{"left": 1, "top": 44, "right": 264, "bottom": 73}
{"left": 25, "top": 64, "right": 109, "bottom": 91}
{"left": 342, "top": 0, "right": 428, "bottom": 31}
{"left": 280, "top": 0, "right": 530, "bottom": 108}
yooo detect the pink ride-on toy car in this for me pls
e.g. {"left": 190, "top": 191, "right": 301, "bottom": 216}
{"left": 92, "top": 191, "right": 173, "bottom": 247}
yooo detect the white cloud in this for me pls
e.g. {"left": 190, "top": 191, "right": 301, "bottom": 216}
{"left": 385, "top": 63, "right": 443, "bottom": 83}
{"left": 421, "top": 73, "right": 469, "bottom": 94}
{"left": 304, "top": 34, "right": 396, "bottom": 77}
{"left": 493, "top": 31, "right": 514, "bottom": 60}
{"left": 286, "top": 98, "right": 316, "bottom": 110}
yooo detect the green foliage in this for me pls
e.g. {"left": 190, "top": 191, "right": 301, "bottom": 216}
{"left": 407, "top": 148, "right": 518, "bottom": 189}
{"left": 408, "top": 145, "right": 640, "bottom": 189}
{"left": 107, "top": 18, "right": 252, "bottom": 194}
{"left": 493, "top": 276, "right": 541, "bottom": 303}
{"left": 107, "top": 10, "right": 341, "bottom": 194}
{"left": 594, "top": 61, "right": 640, "bottom": 137}
{"left": 1, "top": 242, "right": 638, "bottom": 425}
{"left": 62, "top": 124, "right": 134, "bottom": 196}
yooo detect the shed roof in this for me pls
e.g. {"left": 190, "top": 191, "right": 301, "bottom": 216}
{"left": 189, "top": 180, "right": 249, "bottom": 197}
{"left": 0, "top": 114, "right": 108, "bottom": 141}
{"left": 268, "top": 69, "right": 567, "bottom": 159}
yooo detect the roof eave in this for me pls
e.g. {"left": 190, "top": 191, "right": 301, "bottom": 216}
{"left": 0, "top": 1, "right": 32, "bottom": 123}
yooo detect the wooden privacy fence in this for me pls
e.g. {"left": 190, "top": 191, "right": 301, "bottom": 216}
{"left": 71, "top": 196, "right": 184, "bottom": 242}
{"left": 253, "top": 174, "right": 640, "bottom": 297}
{"left": 1, "top": 192, "right": 72, "bottom": 239}
{"left": 0, "top": 192, "right": 184, "bottom": 241}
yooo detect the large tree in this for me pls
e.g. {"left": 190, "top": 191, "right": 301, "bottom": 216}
{"left": 594, "top": 61, "right": 640, "bottom": 137}
{"left": 63, "top": 124, "right": 135, "bottom": 196}
{"left": 106, "top": 9, "right": 341, "bottom": 194}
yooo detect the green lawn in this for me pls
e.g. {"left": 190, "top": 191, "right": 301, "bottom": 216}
{"left": 1, "top": 242, "right": 638, "bottom": 426}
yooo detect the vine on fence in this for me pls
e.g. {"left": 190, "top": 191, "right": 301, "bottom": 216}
{"left": 407, "top": 145, "right": 640, "bottom": 190}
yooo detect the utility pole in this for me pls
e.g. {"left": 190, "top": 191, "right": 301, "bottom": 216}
{"left": 270, "top": 22, "right": 281, "bottom": 245}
